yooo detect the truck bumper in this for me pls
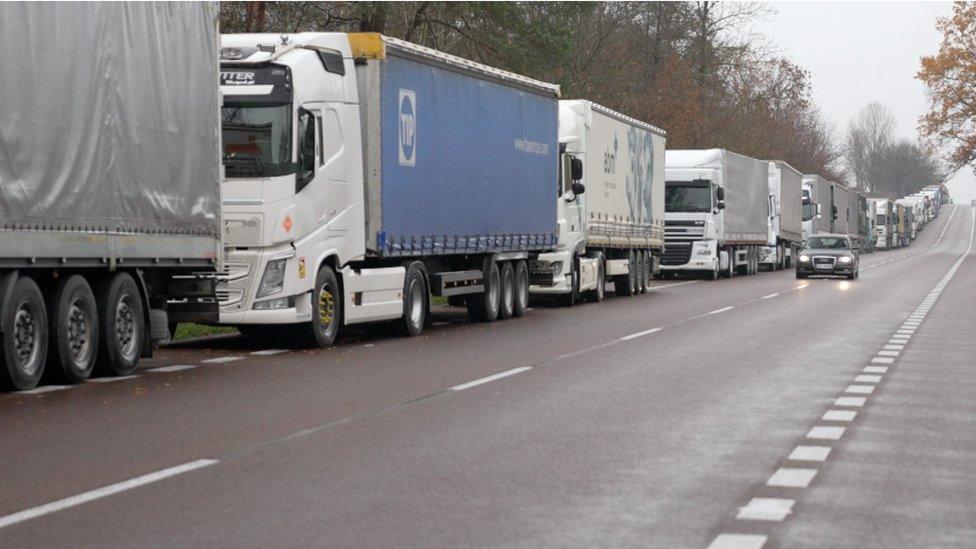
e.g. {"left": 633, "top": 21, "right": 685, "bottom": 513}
{"left": 529, "top": 250, "right": 573, "bottom": 294}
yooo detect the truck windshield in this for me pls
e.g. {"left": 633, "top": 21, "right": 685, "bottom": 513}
{"left": 222, "top": 102, "right": 294, "bottom": 178}
{"left": 665, "top": 182, "right": 712, "bottom": 213}
{"left": 801, "top": 190, "right": 814, "bottom": 221}
{"left": 806, "top": 236, "right": 849, "bottom": 250}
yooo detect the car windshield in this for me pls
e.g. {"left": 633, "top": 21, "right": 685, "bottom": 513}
{"left": 222, "top": 102, "right": 294, "bottom": 178}
{"left": 666, "top": 182, "right": 712, "bottom": 213}
{"left": 806, "top": 236, "right": 849, "bottom": 250}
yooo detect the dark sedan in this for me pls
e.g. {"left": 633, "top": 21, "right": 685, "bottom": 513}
{"left": 796, "top": 234, "right": 859, "bottom": 279}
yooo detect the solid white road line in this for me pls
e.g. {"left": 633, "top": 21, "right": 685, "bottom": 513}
{"left": 807, "top": 426, "right": 846, "bottom": 440}
{"left": 21, "top": 385, "right": 72, "bottom": 395}
{"left": 450, "top": 367, "right": 532, "bottom": 392}
{"left": 708, "top": 533, "right": 767, "bottom": 549}
{"left": 250, "top": 349, "right": 289, "bottom": 356}
{"left": 201, "top": 356, "right": 244, "bottom": 364}
{"left": 932, "top": 205, "right": 958, "bottom": 247}
{"left": 0, "top": 459, "right": 218, "bottom": 530}
{"left": 789, "top": 445, "right": 832, "bottom": 462}
{"left": 767, "top": 468, "right": 817, "bottom": 488}
{"left": 619, "top": 327, "right": 662, "bottom": 341}
{"left": 147, "top": 365, "right": 197, "bottom": 374}
{"left": 822, "top": 410, "right": 857, "bottom": 422}
{"left": 737, "top": 497, "right": 796, "bottom": 521}
{"left": 835, "top": 396, "right": 867, "bottom": 407}
{"left": 845, "top": 384, "right": 875, "bottom": 394}
{"left": 761, "top": 293, "right": 780, "bottom": 299}
{"left": 707, "top": 306, "right": 734, "bottom": 315}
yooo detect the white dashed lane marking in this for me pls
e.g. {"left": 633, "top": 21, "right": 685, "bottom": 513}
{"left": 835, "top": 396, "right": 867, "bottom": 407}
{"left": 88, "top": 376, "right": 138, "bottom": 384}
{"left": 761, "top": 293, "right": 779, "bottom": 299}
{"left": 822, "top": 410, "right": 857, "bottom": 422}
{"left": 845, "top": 384, "right": 875, "bottom": 394}
{"left": 737, "top": 497, "right": 795, "bottom": 521}
{"left": 21, "top": 385, "right": 71, "bottom": 395}
{"left": 251, "top": 349, "right": 289, "bottom": 356}
{"left": 854, "top": 374, "right": 882, "bottom": 383}
{"left": 789, "top": 445, "right": 831, "bottom": 462}
{"left": 707, "top": 306, "right": 734, "bottom": 315}
{"left": 147, "top": 365, "right": 197, "bottom": 373}
{"left": 870, "top": 357, "right": 895, "bottom": 364}
{"left": 767, "top": 468, "right": 817, "bottom": 488}
{"left": 450, "top": 367, "right": 532, "bottom": 392}
{"left": 707, "top": 533, "right": 767, "bottom": 549}
{"left": 863, "top": 365, "right": 889, "bottom": 373}
{"left": 201, "top": 356, "right": 244, "bottom": 364}
{"left": 619, "top": 327, "right": 662, "bottom": 341}
{"left": 807, "top": 426, "right": 845, "bottom": 440}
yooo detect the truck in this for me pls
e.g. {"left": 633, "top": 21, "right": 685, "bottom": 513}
{"left": 801, "top": 175, "right": 831, "bottom": 241}
{"left": 193, "top": 33, "right": 560, "bottom": 346}
{"left": 893, "top": 203, "right": 909, "bottom": 248}
{"left": 662, "top": 150, "right": 769, "bottom": 279}
{"left": 896, "top": 197, "right": 924, "bottom": 239}
{"left": 844, "top": 187, "right": 869, "bottom": 250}
{"left": 529, "top": 100, "right": 666, "bottom": 304}
{"left": 869, "top": 198, "right": 895, "bottom": 250}
{"left": 760, "top": 161, "right": 803, "bottom": 270}
{"left": 0, "top": 3, "right": 222, "bottom": 390}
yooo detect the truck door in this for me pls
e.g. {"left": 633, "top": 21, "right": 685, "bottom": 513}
{"left": 560, "top": 153, "right": 583, "bottom": 234}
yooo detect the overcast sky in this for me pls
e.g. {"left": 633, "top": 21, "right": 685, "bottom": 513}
{"left": 766, "top": 1, "right": 975, "bottom": 203}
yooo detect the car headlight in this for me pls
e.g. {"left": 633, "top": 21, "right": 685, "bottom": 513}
{"left": 838, "top": 256, "right": 853, "bottom": 264}
{"left": 256, "top": 258, "right": 287, "bottom": 298}
{"left": 799, "top": 254, "right": 810, "bottom": 262}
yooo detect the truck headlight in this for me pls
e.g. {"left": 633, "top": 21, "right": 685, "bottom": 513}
{"left": 799, "top": 254, "right": 810, "bottom": 263}
{"left": 256, "top": 259, "right": 287, "bottom": 298}
{"left": 838, "top": 256, "right": 853, "bottom": 264}
{"left": 548, "top": 260, "right": 564, "bottom": 274}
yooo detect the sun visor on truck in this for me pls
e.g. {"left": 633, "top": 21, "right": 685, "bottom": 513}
{"left": 220, "top": 65, "right": 293, "bottom": 104}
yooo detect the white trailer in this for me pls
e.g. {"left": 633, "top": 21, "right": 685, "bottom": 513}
{"left": 662, "top": 149, "right": 770, "bottom": 279}
{"left": 761, "top": 161, "right": 803, "bottom": 270}
{"left": 801, "top": 175, "right": 832, "bottom": 241}
{"left": 530, "top": 100, "right": 666, "bottom": 304}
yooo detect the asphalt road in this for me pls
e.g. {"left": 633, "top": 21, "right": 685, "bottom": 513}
{"left": 1, "top": 205, "right": 973, "bottom": 548}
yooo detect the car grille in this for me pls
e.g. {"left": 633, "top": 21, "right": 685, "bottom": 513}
{"left": 812, "top": 256, "right": 836, "bottom": 268}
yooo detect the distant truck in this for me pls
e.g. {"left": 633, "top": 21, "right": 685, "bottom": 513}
{"left": 896, "top": 197, "right": 924, "bottom": 239}
{"left": 869, "top": 198, "right": 895, "bottom": 250}
{"left": 529, "top": 100, "right": 666, "bottom": 304}
{"left": 801, "top": 175, "right": 831, "bottom": 241}
{"left": 0, "top": 3, "right": 222, "bottom": 390}
{"left": 761, "top": 161, "right": 803, "bottom": 270}
{"left": 662, "top": 149, "right": 769, "bottom": 279}
{"left": 893, "top": 203, "right": 910, "bottom": 248}
{"left": 193, "top": 33, "right": 561, "bottom": 347}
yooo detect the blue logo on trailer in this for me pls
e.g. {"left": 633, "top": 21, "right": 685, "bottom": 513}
{"left": 399, "top": 89, "right": 416, "bottom": 166}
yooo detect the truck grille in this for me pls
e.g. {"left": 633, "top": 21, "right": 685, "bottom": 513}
{"left": 223, "top": 216, "right": 262, "bottom": 247}
{"left": 217, "top": 253, "right": 258, "bottom": 312}
{"left": 665, "top": 221, "right": 705, "bottom": 242}
{"left": 660, "top": 243, "right": 692, "bottom": 266}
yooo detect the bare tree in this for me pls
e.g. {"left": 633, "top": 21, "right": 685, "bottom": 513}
{"left": 845, "top": 102, "right": 895, "bottom": 193}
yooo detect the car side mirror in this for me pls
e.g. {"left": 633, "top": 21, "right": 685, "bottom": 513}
{"left": 571, "top": 181, "right": 585, "bottom": 196}
{"left": 570, "top": 158, "right": 584, "bottom": 181}
{"left": 716, "top": 187, "right": 726, "bottom": 201}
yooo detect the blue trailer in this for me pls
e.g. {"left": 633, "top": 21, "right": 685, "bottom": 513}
{"left": 357, "top": 36, "right": 559, "bottom": 257}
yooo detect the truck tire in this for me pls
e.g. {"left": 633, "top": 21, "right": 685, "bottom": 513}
{"left": 308, "top": 266, "right": 341, "bottom": 348}
{"left": 724, "top": 249, "right": 735, "bottom": 279}
{"left": 498, "top": 262, "right": 515, "bottom": 319}
{"left": 467, "top": 258, "right": 500, "bottom": 322}
{"left": 0, "top": 276, "right": 48, "bottom": 391}
{"left": 47, "top": 275, "right": 98, "bottom": 383}
{"left": 586, "top": 258, "right": 605, "bottom": 303}
{"left": 639, "top": 251, "right": 649, "bottom": 294}
{"left": 395, "top": 262, "right": 427, "bottom": 337}
{"left": 513, "top": 260, "right": 529, "bottom": 317}
{"left": 95, "top": 272, "right": 144, "bottom": 376}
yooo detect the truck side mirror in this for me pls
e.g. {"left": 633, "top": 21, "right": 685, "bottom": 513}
{"left": 832, "top": 205, "right": 838, "bottom": 220}
{"left": 570, "top": 157, "right": 583, "bottom": 181}
{"left": 571, "top": 181, "right": 585, "bottom": 195}
{"left": 716, "top": 187, "right": 726, "bottom": 201}
{"left": 716, "top": 202, "right": 726, "bottom": 210}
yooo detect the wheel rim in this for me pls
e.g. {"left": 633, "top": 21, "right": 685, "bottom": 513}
{"left": 114, "top": 294, "right": 139, "bottom": 362}
{"left": 66, "top": 298, "right": 94, "bottom": 369}
{"left": 318, "top": 281, "right": 337, "bottom": 337}
{"left": 408, "top": 279, "right": 424, "bottom": 327}
{"left": 13, "top": 300, "right": 41, "bottom": 376}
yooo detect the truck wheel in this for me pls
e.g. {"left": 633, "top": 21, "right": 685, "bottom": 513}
{"left": 587, "top": 258, "right": 606, "bottom": 303}
{"left": 96, "top": 272, "right": 144, "bottom": 376}
{"left": 559, "top": 256, "right": 579, "bottom": 307}
{"left": 0, "top": 276, "right": 48, "bottom": 391}
{"left": 467, "top": 259, "right": 500, "bottom": 322}
{"left": 396, "top": 262, "right": 427, "bottom": 337}
{"left": 724, "top": 249, "right": 735, "bottom": 278}
{"left": 640, "top": 251, "right": 650, "bottom": 294}
{"left": 47, "top": 275, "right": 98, "bottom": 383}
{"left": 498, "top": 262, "right": 515, "bottom": 319}
{"left": 309, "top": 266, "right": 341, "bottom": 347}
{"left": 513, "top": 260, "right": 529, "bottom": 317}
{"left": 615, "top": 251, "right": 636, "bottom": 297}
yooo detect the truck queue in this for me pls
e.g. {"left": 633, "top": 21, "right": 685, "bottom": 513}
{"left": 0, "top": 8, "right": 953, "bottom": 391}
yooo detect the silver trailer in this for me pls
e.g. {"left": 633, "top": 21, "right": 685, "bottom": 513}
{"left": 0, "top": 3, "right": 221, "bottom": 390}
{"left": 802, "top": 175, "right": 832, "bottom": 239}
